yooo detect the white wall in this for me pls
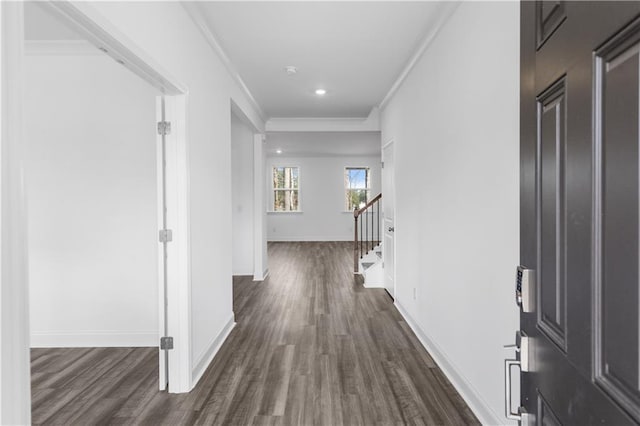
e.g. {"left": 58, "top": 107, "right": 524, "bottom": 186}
{"left": 380, "top": 2, "right": 519, "bottom": 424}
{"left": 231, "top": 112, "right": 254, "bottom": 275}
{"left": 88, "top": 2, "right": 265, "bottom": 385}
{"left": 267, "top": 154, "right": 381, "bottom": 241}
{"left": 24, "top": 53, "right": 159, "bottom": 347}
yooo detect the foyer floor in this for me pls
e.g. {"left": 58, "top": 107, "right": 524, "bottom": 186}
{"left": 31, "top": 241, "right": 479, "bottom": 425}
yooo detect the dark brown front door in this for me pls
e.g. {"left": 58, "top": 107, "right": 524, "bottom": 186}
{"left": 521, "top": 2, "right": 640, "bottom": 424}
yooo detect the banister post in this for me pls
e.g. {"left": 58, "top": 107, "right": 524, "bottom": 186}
{"left": 353, "top": 209, "right": 358, "bottom": 273}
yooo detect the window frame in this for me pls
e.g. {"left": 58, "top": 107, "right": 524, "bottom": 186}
{"left": 270, "top": 165, "right": 301, "bottom": 212}
{"left": 344, "top": 166, "right": 371, "bottom": 212}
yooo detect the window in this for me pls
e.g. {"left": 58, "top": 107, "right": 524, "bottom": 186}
{"left": 345, "top": 167, "right": 370, "bottom": 211}
{"left": 272, "top": 166, "right": 300, "bottom": 211}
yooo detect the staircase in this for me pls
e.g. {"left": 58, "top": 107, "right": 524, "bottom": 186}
{"left": 353, "top": 193, "right": 384, "bottom": 288}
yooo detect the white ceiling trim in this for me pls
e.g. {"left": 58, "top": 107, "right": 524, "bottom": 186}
{"left": 181, "top": 2, "right": 267, "bottom": 123}
{"left": 266, "top": 152, "right": 380, "bottom": 159}
{"left": 378, "top": 1, "right": 460, "bottom": 111}
{"left": 25, "top": 40, "right": 101, "bottom": 56}
{"left": 266, "top": 117, "right": 379, "bottom": 133}
{"left": 40, "top": 1, "right": 187, "bottom": 95}
{"left": 267, "top": 107, "right": 380, "bottom": 132}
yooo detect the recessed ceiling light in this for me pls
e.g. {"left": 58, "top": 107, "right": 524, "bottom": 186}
{"left": 315, "top": 89, "right": 327, "bottom": 96}
{"left": 285, "top": 66, "right": 297, "bottom": 75}
{"left": 276, "top": 149, "right": 283, "bottom": 154}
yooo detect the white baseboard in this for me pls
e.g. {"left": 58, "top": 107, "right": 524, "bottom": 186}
{"left": 267, "top": 236, "right": 352, "bottom": 242}
{"left": 30, "top": 330, "right": 158, "bottom": 348}
{"left": 254, "top": 267, "right": 269, "bottom": 281}
{"left": 191, "top": 315, "right": 236, "bottom": 386}
{"left": 394, "top": 301, "right": 503, "bottom": 425}
{"left": 363, "top": 282, "right": 384, "bottom": 288}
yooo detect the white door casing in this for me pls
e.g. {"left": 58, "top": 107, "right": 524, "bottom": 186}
{"left": 382, "top": 141, "right": 395, "bottom": 299}
{"left": 1, "top": 2, "right": 31, "bottom": 424}
{"left": 156, "top": 95, "right": 191, "bottom": 393}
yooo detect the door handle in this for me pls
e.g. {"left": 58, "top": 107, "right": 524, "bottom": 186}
{"left": 504, "top": 358, "right": 521, "bottom": 421}
{"left": 504, "top": 330, "right": 531, "bottom": 422}
{"left": 388, "top": 227, "right": 395, "bottom": 232}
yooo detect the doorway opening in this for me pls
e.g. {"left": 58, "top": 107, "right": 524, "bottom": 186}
{"left": 230, "top": 102, "right": 264, "bottom": 316}
{"left": 24, "top": 0, "right": 168, "bottom": 390}
{"left": 4, "top": 2, "right": 192, "bottom": 422}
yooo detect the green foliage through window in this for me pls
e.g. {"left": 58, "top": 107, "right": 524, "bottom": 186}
{"left": 345, "top": 167, "right": 370, "bottom": 211}
{"left": 273, "top": 166, "right": 300, "bottom": 211}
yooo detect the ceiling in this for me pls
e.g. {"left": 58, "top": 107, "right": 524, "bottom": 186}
{"left": 24, "top": 1, "right": 449, "bottom": 156}
{"left": 191, "top": 1, "right": 451, "bottom": 119}
{"left": 266, "top": 132, "right": 381, "bottom": 157}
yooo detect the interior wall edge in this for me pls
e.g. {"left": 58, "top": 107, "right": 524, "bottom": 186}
{"left": 191, "top": 314, "right": 236, "bottom": 387}
{"left": 0, "top": 1, "right": 31, "bottom": 424}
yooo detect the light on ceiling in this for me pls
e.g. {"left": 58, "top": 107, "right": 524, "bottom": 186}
{"left": 276, "top": 149, "right": 283, "bottom": 154}
{"left": 285, "top": 66, "right": 297, "bottom": 75}
{"left": 315, "top": 89, "right": 327, "bottom": 96}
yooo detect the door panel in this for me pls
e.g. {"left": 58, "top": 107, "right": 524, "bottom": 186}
{"left": 520, "top": 2, "right": 640, "bottom": 424}
{"left": 382, "top": 142, "right": 394, "bottom": 298}
{"left": 538, "top": 393, "right": 562, "bottom": 426}
{"left": 594, "top": 19, "right": 640, "bottom": 420}
{"left": 383, "top": 218, "right": 394, "bottom": 298}
{"left": 536, "top": 0, "right": 566, "bottom": 49}
{"left": 537, "top": 78, "right": 567, "bottom": 350}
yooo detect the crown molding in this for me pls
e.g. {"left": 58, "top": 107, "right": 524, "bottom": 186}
{"left": 266, "top": 107, "right": 380, "bottom": 132}
{"left": 24, "top": 39, "right": 101, "bottom": 56}
{"left": 181, "top": 2, "right": 267, "bottom": 123}
{"left": 378, "top": 2, "right": 461, "bottom": 110}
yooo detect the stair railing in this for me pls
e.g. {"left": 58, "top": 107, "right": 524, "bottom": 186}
{"left": 353, "top": 193, "right": 382, "bottom": 272}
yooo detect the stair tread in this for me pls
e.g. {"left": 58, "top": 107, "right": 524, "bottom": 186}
{"left": 361, "top": 262, "right": 375, "bottom": 270}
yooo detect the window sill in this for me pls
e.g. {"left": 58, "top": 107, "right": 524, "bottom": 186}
{"left": 267, "top": 211, "right": 304, "bottom": 214}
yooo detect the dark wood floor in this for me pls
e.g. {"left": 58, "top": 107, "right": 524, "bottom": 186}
{"left": 31, "top": 241, "right": 479, "bottom": 425}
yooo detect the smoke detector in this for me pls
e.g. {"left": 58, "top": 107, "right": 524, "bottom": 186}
{"left": 284, "top": 66, "right": 298, "bottom": 75}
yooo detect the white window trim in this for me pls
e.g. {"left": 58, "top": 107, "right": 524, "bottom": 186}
{"left": 344, "top": 166, "right": 371, "bottom": 212}
{"left": 269, "top": 165, "right": 301, "bottom": 212}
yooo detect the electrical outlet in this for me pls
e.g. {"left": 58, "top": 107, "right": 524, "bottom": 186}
{"left": 413, "top": 287, "right": 417, "bottom": 300}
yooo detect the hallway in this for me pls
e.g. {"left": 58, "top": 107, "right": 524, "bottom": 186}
{"left": 31, "top": 242, "right": 479, "bottom": 425}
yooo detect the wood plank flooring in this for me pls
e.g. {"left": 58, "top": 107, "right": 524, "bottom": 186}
{"left": 31, "top": 241, "right": 479, "bottom": 425}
